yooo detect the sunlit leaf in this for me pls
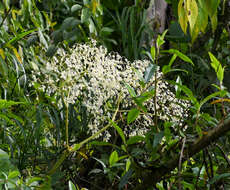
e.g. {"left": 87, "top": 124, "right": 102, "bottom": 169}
{"left": 208, "top": 52, "right": 224, "bottom": 82}
{"left": 127, "top": 108, "right": 140, "bottom": 124}
{"left": 187, "top": 0, "right": 198, "bottom": 35}
{"left": 68, "top": 180, "right": 77, "bottom": 190}
{"left": 178, "top": 0, "right": 188, "bottom": 34}
{"left": 109, "top": 151, "right": 119, "bottom": 166}
{"left": 71, "top": 4, "right": 82, "bottom": 13}
{"left": 0, "top": 48, "right": 5, "bottom": 60}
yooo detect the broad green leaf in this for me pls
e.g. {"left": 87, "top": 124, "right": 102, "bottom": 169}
{"left": 118, "top": 169, "right": 133, "bottom": 190}
{"left": 204, "top": 0, "right": 220, "bottom": 17}
{"left": 208, "top": 52, "right": 224, "bottom": 82}
{"left": 164, "top": 122, "right": 172, "bottom": 142}
{"left": 81, "top": 8, "right": 91, "bottom": 23}
{"left": 187, "top": 0, "right": 198, "bottom": 35}
{"left": 198, "top": 0, "right": 208, "bottom": 33}
{"left": 151, "top": 46, "right": 155, "bottom": 61}
{"left": 8, "top": 171, "right": 20, "bottom": 179}
{"left": 127, "top": 108, "right": 140, "bottom": 124}
{"left": 68, "top": 180, "right": 77, "bottom": 190}
{"left": 109, "top": 151, "right": 119, "bottom": 166}
{"left": 178, "top": 0, "right": 188, "bottom": 34}
{"left": 27, "top": 177, "right": 44, "bottom": 186}
{"left": 0, "top": 48, "right": 5, "bottom": 60}
{"left": 144, "top": 64, "right": 158, "bottom": 83}
{"left": 125, "top": 158, "right": 131, "bottom": 171}
{"left": 175, "top": 76, "right": 182, "bottom": 96}
{"left": 210, "top": 12, "right": 218, "bottom": 33}
{"left": 71, "top": 4, "right": 82, "bottom": 13}
{"left": 153, "top": 132, "right": 164, "bottom": 148}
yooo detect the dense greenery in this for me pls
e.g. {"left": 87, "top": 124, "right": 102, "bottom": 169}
{"left": 0, "top": 0, "right": 230, "bottom": 189}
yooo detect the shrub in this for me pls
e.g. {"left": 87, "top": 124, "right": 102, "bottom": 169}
{"left": 31, "top": 40, "right": 190, "bottom": 141}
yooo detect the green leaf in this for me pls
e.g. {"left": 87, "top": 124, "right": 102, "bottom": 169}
{"left": 169, "top": 81, "right": 199, "bottom": 109}
{"left": 68, "top": 180, "right": 77, "bottom": 190}
{"left": 150, "top": 46, "right": 155, "bottom": 61}
{"left": 127, "top": 136, "right": 145, "bottom": 145}
{"left": 127, "top": 109, "right": 140, "bottom": 124}
{"left": 81, "top": 8, "right": 91, "bottom": 23}
{"left": 124, "top": 83, "right": 136, "bottom": 97}
{"left": 27, "top": 177, "right": 44, "bottom": 186}
{"left": 197, "top": 0, "right": 208, "bottom": 33}
{"left": 199, "top": 91, "right": 227, "bottom": 111}
{"left": 109, "top": 151, "right": 119, "bottom": 166}
{"left": 163, "top": 49, "right": 194, "bottom": 66}
{"left": 209, "top": 173, "right": 230, "bottom": 184}
{"left": 164, "top": 122, "right": 172, "bottom": 142}
{"left": 0, "top": 99, "right": 24, "bottom": 109}
{"left": 153, "top": 132, "right": 164, "bottom": 148}
{"left": 178, "top": 0, "right": 188, "bottom": 34}
{"left": 5, "top": 29, "right": 37, "bottom": 46}
{"left": 187, "top": 0, "right": 198, "bottom": 35}
{"left": 71, "top": 4, "right": 82, "bottom": 13}
{"left": 156, "top": 30, "right": 168, "bottom": 48}
{"left": 8, "top": 171, "right": 20, "bottom": 179}
{"left": 119, "top": 169, "right": 133, "bottom": 190}
{"left": 144, "top": 64, "right": 158, "bottom": 83}
{"left": 110, "top": 120, "right": 126, "bottom": 144}
{"left": 210, "top": 12, "right": 218, "bottom": 33}
{"left": 208, "top": 52, "right": 224, "bottom": 82}
{"left": 204, "top": 0, "right": 220, "bottom": 17}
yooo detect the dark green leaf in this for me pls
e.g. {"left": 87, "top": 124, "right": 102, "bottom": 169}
{"left": 144, "top": 64, "right": 158, "bottom": 83}
{"left": 209, "top": 173, "right": 230, "bottom": 184}
{"left": 119, "top": 169, "right": 133, "bottom": 190}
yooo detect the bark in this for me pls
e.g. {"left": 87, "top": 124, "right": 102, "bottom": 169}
{"left": 135, "top": 117, "right": 230, "bottom": 189}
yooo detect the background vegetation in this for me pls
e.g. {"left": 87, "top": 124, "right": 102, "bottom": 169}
{"left": 0, "top": 0, "right": 230, "bottom": 189}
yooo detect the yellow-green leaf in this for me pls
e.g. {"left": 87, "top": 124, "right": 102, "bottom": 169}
{"left": 210, "top": 12, "right": 218, "bottom": 33}
{"left": 187, "top": 0, "right": 198, "bottom": 35}
{"left": 178, "top": 0, "right": 188, "bottom": 34}
{"left": 12, "top": 47, "right": 23, "bottom": 64}
{"left": 198, "top": 0, "right": 208, "bottom": 33}
{"left": 211, "top": 98, "right": 230, "bottom": 104}
{"left": 0, "top": 48, "right": 5, "bottom": 60}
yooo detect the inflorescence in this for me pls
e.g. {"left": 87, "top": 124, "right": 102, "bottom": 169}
{"left": 31, "top": 40, "right": 190, "bottom": 141}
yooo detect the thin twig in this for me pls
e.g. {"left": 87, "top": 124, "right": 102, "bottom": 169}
{"left": 178, "top": 137, "right": 186, "bottom": 190}
{"left": 0, "top": 6, "right": 12, "bottom": 28}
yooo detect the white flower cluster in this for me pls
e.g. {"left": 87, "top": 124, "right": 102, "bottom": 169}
{"left": 31, "top": 40, "right": 190, "bottom": 141}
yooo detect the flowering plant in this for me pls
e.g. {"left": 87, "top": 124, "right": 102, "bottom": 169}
{"left": 31, "top": 40, "right": 190, "bottom": 141}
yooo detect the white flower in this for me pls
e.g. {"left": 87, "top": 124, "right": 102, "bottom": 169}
{"left": 31, "top": 40, "right": 190, "bottom": 141}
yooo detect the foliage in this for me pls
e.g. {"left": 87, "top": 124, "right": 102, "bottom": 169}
{"left": 0, "top": 0, "right": 230, "bottom": 190}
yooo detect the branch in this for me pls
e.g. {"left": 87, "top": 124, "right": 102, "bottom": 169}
{"left": 135, "top": 116, "right": 230, "bottom": 189}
